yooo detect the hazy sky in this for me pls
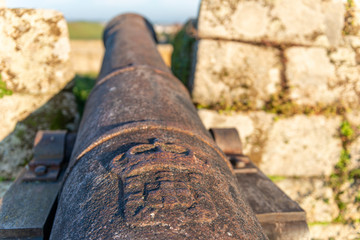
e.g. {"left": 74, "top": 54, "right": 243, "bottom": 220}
{"left": 7, "top": 0, "right": 201, "bottom": 24}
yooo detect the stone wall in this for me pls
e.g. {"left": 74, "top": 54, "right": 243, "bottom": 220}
{"left": 172, "top": 0, "right": 360, "bottom": 238}
{"left": 189, "top": 0, "right": 360, "bottom": 177}
{"left": 0, "top": 9, "right": 76, "bottom": 179}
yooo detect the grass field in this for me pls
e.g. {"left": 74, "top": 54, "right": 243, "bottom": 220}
{"left": 68, "top": 21, "right": 104, "bottom": 40}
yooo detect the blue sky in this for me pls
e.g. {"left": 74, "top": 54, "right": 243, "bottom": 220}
{"left": 7, "top": 0, "right": 201, "bottom": 24}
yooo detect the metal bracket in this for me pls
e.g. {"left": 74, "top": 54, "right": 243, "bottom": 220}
{"left": 210, "top": 127, "right": 310, "bottom": 239}
{"left": 0, "top": 130, "right": 77, "bottom": 239}
{"left": 22, "top": 131, "right": 67, "bottom": 182}
{"left": 210, "top": 128, "right": 257, "bottom": 173}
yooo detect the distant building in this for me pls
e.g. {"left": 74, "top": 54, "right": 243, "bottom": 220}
{"left": 154, "top": 24, "right": 183, "bottom": 44}
{"left": 0, "top": 0, "right": 5, "bottom": 8}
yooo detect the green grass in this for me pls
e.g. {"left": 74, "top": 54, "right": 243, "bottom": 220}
{"left": 72, "top": 73, "right": 97, "bottom": 115}
{"left": 171, "top": 20, "right": 196, "bottom": 86}
{"left": 67, "top": 21, "right": 104, "bottom": 40}
{"left": 0, "top": 74, "right": 13, "bottom": 98}
{"left": 267, "top": 175, "right": 287, "bottom": 182}
{"left": 340, "top": 120, "right": 354, "bottom": 139}
{"left": 0, "top": 176, "right": 15, "bottom": 182}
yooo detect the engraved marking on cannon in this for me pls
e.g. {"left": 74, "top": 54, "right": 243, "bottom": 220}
{"left": 74, "top": 125, "right": 233, "bottom": 173}
{"left": 111, "top": 140, "right": 218, "bottom": 226}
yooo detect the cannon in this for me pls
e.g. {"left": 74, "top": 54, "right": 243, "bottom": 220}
{"left": 0, "top": 14, "right": 309, "bottom": 239}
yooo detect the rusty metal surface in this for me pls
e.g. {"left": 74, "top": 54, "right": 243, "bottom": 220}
{"left": 261, "top": 221, "right": 310, "bottom": 240}
{"left": 235, "top": 168, "right": 307, "bottom": 221}
{"left": 212, "top": 128, "right": 309, "bottom": 239}
{"left": 0, "top": 170, "right": 63, "bottom": 239}
{"left": 0, "top": 131, "right": 76, "bottom": 239}
{"left": 22, "top": 131, "right": 66, "bottom": 182}
{"left": 50, "top": 14, "right": 267, "bottom": 239}
{"left": 211, "top": 128, "right": 257, "bottom": 172}
{"left": 99, "top": 13, "right": 170, "bottom": 79}
{"left": 235, "top": 169, "right": 310, "bottom": 240}
{"left": 210, "top": 128, "right": 243, "bottom": 155}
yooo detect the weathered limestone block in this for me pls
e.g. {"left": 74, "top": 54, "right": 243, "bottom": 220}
{"left": 198, "top": 0, "right": 344, "bottom": 47}
{"left": 345, "top": 35, "right": 360, "bottom": 49}
{"left": 349, "top": 136, "right": 360, "bottom": 174}
{"left": 339, "top": 180, "right": 360, "bottom": 222}
{"left": 199, "top": 110, "right": 342, "bottom": 176}
{"left": 276, "top": 178, "right": 339, "bottom": 222}
{"left": 0, "top": 8, "right": 75, "bottom": 140}
{"left": 285, "top": 40, "right": 360, "bottom": 108}
{"left": 261, "top": 115, "right": 342, "bottom": 177}
{"left": 329, "top": 43, "right": 360, "bottom": 109}
{"left": 285, "top": 47, "right": 339, "bottom": 106}
{"left": 346, "top": 110, "right": 360, "bottom": 128}
{"left": 0, "top": 92, "right": 77, "bottom": 179}
{"left": 344, "top": 0, "right": 360, "bottom": 37}
{"left": 310, "top": 223, "right": 360, "bottom": 240}
{"left": 191, "top": 39, "right": 281, "bottom": 107}
{"left": 0, "top": 9, "right": 73, "bottom": 94}
{"left": 0, "top": 93, "right": 53, "bottom": 140}
{"left": 199, "top": 109, "right": 254, "bottom": 144}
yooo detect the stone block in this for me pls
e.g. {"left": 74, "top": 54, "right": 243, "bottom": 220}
{"left": 339, "top": 179, "right": 360, "bottom": 222}
{"left": 349, "top": 136, "right": 360, "bottom": 173}
{"left": 346, "top": 110, "right": 360, "bottom": 127}
{"left": 0, "top": 8, "right": 76, "bottom": 160}
{"left": 285, "top": 47, "right": 338, "bottom": 106}
{"left": 0, "top": 93, "right": 53, "bottom": 140}
{"left": 344, "top": 35, "right": 360, "bottom": 49}
{"left": 261, "top": 115, "right": 342, "bottom": 177}
{"left": 199, "top": 109, "right": 254, "bottom": 145}
{"left": 197, "top": 0, "right": 344, "bottom": 47}
{"left": 329, "top": 44, "right": 360, "bottom": 109}
{"left": 199, "top": 110, "right": 342, "bottom": 177}
{"left": 276, "top": 178, "right": 339, "bottom": 223}
{"left": 344, "top": 0, "right": 360, "bottom": 37}
{"left": 310, "top": 223, "right": 360, "bottom": 239}
{"left": 285, "top": 43, "right": 360, "bottom": 108}
{"left": 191, "top": 39, "right": 281, "bottom": 108}
{"left": 0, "top": 9, "right": 74, "bottom": 94}
{"left": 0, "top": 92, "right": 78, "bottom": 179}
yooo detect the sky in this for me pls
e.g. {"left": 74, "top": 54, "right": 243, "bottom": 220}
{"left": 6, "top": 0, "right": 201, "bottom": 24}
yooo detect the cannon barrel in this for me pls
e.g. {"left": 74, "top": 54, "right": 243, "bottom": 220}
{"left": 50, "top": 14, "right": 267, "bottom": 239}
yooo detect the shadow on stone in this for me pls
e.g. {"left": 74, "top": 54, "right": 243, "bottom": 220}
{"left": 0, "top": 88, "right": 80, "bottom": 181}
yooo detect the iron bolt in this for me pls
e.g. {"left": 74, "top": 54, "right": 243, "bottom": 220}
{"left": 34, "top": 165, "right": 47, "bottom": 176}
{"left": 229, "top": 155, "right": 250, "bottom": 169}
